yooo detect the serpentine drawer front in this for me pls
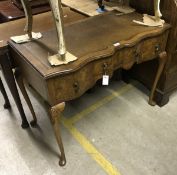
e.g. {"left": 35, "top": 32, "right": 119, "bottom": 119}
{"left": 136, "top": 31, "right": 169, "bottom": 63}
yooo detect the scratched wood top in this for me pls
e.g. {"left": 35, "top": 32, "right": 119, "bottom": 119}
{"left": 9, "top": 11, "right": 170, "bottom": 79}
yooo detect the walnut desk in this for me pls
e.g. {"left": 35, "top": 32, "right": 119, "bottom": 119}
{"left": 8, "top": 11, "right": 170, "bottom": 166}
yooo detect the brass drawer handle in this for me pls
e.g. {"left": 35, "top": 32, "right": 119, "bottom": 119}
{"left": 155, "top": 44, "right": 161, "bottom": 53}
{"left": 73, "top": 82, "right": 79, "bottom": 93}
{"left": 103, "top": 63, "right": 108, "bottom": 74}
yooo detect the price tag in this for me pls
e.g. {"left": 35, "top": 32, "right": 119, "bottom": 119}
{"left": 102, "top": 75, "right": 109, "bottom": 86}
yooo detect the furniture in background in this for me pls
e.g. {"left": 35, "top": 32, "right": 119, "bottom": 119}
{"left": 0, "top": 46, "right": 29, "bottom": 128}
{"left": 11, "top": 0, "right": 48, "bottom": 9}
{"left": 126, "top": 0, "right": 177, "bottom": 106}
{"left": 8, "top": 11, "right": 170, "bottom": 166}
{"left": 0, "top": 0, "right": 50, "bottom": 23}
{"left": 0, "top": 76, "right": 11, "bottom": 109}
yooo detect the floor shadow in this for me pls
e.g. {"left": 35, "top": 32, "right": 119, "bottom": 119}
{"left": 26, "top": 127, "right": 59, "bottom": 158}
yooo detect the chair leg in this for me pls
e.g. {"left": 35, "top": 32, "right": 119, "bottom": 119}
{"left": 48, "top": 102, "right": 66, "bottom": 166}
{"left": 0, "top": 77, "right": 11, "bottom": 109}
{"left": 149, "top": 51, "right": 167, "bottom": 106}
{"left": 14, "top": 68, "right": 37, "bottom": 127}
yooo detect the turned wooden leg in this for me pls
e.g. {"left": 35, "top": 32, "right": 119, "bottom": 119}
{"left": 0, "top": 77, "right": 11, "bottom": 109}
{"left": 0, "top": 52, "right": 29, "bottom": 128}
{"left": 149, "top": 51, "right": 167, "bottom": 106}
{"left": 14, "top": 68, "right": 37, "bottom": 127}
{"left": 49, "top": 102, "right": 66, "bottom": 166}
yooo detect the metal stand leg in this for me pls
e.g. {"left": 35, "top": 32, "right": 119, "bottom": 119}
{"left": 20, "top": 0, "right": 33, "bottom": 38}
{"left": 0, "top": 77, "right": 11, "bottom": 109}
{"left": 0, "top": 52, "right": 29, "bottom": 128}
{"left": 49, "top": 102, "right": 66, "bottom": 166}
{"left": 97, "top": 0, "right": 105, "bottom": 10}
{"left": 14, "top": 68, "right": 37, "bottom": 127}
{"left": 149, "top": 51, "right": 167, "bottom": 106}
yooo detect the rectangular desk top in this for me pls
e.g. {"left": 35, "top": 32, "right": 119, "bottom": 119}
{"left": 9, "top": 11, "right": 170, "bottom": 78}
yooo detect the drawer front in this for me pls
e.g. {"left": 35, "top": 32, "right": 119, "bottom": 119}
{"left": 137, "top": 31, "right": 169, "bottom": 63}
{"left": 114, "top": 47, "right": 137, "bottom": 70}
{"left": 112, "top": 32, "right": 168, "bottom": 70}
{"left": 47, "top": 57, "right": 113, "bottom": 104}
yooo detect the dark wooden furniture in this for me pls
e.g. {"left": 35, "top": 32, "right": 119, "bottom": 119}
{"left": 0, "top": 76, "right": 11, "bottom": 109}
{"left": 0, "top": 0, "right": 50, "bottom": 23}
{"left": 127, "top": 0, "right": 177, "bottom": 106}
{"left": 11, "top": 0, "right": 48, "bottom": 9}
{"left": 0, "top": 12, "right": 53, "bottom": 128}
{"left": 0, "top": 46, "right": 30, "bottom": 128}
{"left": 0, "top": 8, "right": 85, "bottom": 128}
{"left": 8, "top": 11, "right": 170, "bottom": 166}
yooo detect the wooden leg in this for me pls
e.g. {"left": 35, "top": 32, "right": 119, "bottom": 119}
{"left": 14, "top": 68, "right": 37, "bottom": 127}
{"left": 156, "top": 91, "right": 170, "bottom": 107}
{"left": 0, "top": 53, "right": 29, "bottom": 128}
{"left": 49, "top": 102, "right": 66, "bottom": 166}
{"left": 0, "top": 77, "right": 11, "bottom": 109}
{"left": 149, "top": 51, "right": 167, "bottom": 106}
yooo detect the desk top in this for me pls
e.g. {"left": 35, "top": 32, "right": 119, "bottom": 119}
{"left": 9, "top": 11, "right": 170, "bottom": 78}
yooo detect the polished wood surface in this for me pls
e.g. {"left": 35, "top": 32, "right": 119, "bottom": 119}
{"left": 129, "top": 0, "right": 177, "bottom": 106}
{"left": 0, "top": 0, "right": 50, "bottom": 22}
{"left": 9, "top": 12, "right": 170, "bottom": 78}
{"left": 11, "top": 0, "right": 48, "bottom": 9}
{"left": 8, "top": 11, "right": 170, "bottom": 165}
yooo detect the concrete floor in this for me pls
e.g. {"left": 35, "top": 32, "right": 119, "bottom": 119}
{"left": 0, "top": 73, "right": 177, "bottom": 175}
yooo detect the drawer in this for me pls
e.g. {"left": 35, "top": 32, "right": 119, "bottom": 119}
{"left": 121, "top": 47, "right": 137, "bottom": 70}
{"left": 112, "top": 31, "right": 169, "bottom": 69}
{"left": 47, "top": 57, "right": 113, "bottom": 104}
{"left": 137, "top": 31, "right": 169, "bottom": 63}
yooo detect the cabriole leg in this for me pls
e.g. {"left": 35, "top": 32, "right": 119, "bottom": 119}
{"left": 49, "top": 102, "right": 66, "bottom": 166}
{"left": 149, "top": 51, "right": 167, "bottom": 106}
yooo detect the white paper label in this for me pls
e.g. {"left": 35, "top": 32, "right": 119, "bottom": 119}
{"left": 102, "top": 75, "right": 109, "bottom": 86}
